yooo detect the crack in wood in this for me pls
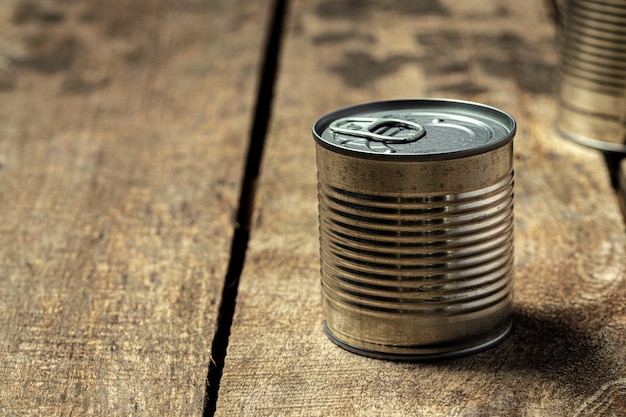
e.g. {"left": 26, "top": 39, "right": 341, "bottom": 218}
{"left": 202, "top": 0, "right": 288, "bottom": 415}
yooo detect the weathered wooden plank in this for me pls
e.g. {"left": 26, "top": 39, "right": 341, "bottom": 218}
{"left": 0, "top": 0, "right": 272, "bottom": 414}
{"left": 217, "top": 0, "right": 626, "bottom": 415}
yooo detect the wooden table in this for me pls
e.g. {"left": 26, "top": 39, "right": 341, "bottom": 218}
{"left": 1, "top": 0, "right": 625, "bottom": 415}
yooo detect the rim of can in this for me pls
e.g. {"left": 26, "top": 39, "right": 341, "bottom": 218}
{"left": 324, "top": 320, "right": 513, "bottom": 361}
{"left": 312, "top": 99, "right": 516, "bottom": 161}
{"left": 557, "top": 121, "right": 626, "bottom": 154}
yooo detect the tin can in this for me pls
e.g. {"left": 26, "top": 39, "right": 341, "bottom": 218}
{"left": 557, "top": 0, "right": 626, "bottom": 153}
{"left": 312, "top": 99, "right": 516, "bottom": 360}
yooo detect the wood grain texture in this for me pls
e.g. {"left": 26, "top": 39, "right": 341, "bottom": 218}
{"left": 216, "top": 0, "right": 626, "bottom": 415}
{"left": 0, "top": 0, "right": 271, "bottom": 414}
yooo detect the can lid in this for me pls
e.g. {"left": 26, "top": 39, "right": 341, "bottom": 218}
{"left": 313, "top": 99, "right": 516, "bottom": 160}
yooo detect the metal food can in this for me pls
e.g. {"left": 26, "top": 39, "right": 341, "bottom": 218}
{"left": 557, "top": 0, "right": 626, "bottom": 153}
{"left": 312, "top": 99, "right": 516, "bottom": 360}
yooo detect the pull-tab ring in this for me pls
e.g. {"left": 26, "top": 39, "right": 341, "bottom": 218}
{"left": 329, "top": 117, "right": 426, "bottom": 143}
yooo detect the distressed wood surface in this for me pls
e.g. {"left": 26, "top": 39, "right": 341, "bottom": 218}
{"left": 0, "top": 0, "right": 271, "bottom": 414}
{"left": 216, "top": 0, "right": 626, "bottom": 416}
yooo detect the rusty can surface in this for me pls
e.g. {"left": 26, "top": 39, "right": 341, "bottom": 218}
{"left": 312, "top": 99, "right": 516, "bottom": 360}
{"left": 557, "top": 0, "right": 626, "bottom": 153}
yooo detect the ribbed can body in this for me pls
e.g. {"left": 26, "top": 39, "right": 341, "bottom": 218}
{"left": 313, "top": 99, "right": 516, "bottom": 360}
{"left": 557, "top": 0, "right": 626, "bottom": 153}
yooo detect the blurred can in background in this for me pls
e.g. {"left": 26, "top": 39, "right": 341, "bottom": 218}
{"left": 557, "top": 0, "right": 626, "bottom": 153}
{"left": 312, "top": 99, "right": 516, "bottom": 360}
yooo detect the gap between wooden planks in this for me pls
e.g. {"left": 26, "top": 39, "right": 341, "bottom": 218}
{"left": 216, "top": 0, "right": 626, "bottom": 416}
{"left": 0, "top": 0, "right": 272, "bottom": 415}
{"left": 618, "top": 159, "right": 626, "bottom": 220}
{"left": 203, "top": 0, "right": 287, "bottom": 415}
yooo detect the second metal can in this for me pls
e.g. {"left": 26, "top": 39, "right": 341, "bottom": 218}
{"left": 557, "top": 0, "right": 626, "bottom": 153}
{"left": 312, "top": 99, "right": 516, "bottom": 360}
